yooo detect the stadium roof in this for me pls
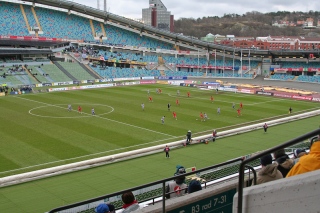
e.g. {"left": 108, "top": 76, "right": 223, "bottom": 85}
{"left": 14, "top": 0, "right": 320, "bottom": 58}
{"left": 20, "top": 0, "right": 260, "bottom": 53}
{"left": 0, "top": 48, "right": 53, "bottom": 55}
{"left": 0, "top": 39, "right": 69, "bottom": 47}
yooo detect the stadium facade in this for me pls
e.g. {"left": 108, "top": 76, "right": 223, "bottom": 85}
{"left": 142, "top": 0, "right": 174, "bottom": 32}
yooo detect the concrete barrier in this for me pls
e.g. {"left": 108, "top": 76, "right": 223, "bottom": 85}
{"left": 1, "top": 109, "right": 319, "bottom": 187}
{"left": 140, "top": 179, "right": 238, "bottom": 213}
{"left": 233, "top": 169, "right": 320, "bottom": 213}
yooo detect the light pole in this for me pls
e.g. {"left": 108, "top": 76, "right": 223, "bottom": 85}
{"left": 249, "top": 49, "right": 251, "bottom": 71}
{"left": 214, "top": 49, "right": 217, "bottom": 77}
{"left": 240, "top": 49, "right": 243, "bottom": 78}
{"left": 223, "top": 49, "right": 225, "bottom": 77}
{"left": 232, "top": 48, "right": 235, "bottom": 77}
{"left": 197, "top": 49, "right": 200, "bottom": 73}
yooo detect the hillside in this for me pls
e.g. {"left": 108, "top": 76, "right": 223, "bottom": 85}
{"left": 174, "top": 11, "right": 320, "bottom": 38}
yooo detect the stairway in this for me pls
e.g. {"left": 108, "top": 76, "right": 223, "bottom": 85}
{"left": 80, "top": 63, "right": 102, "bottom": 79}
{"left": 67, "top": 53, "right": 102, "bottom": 79}
{"left": 20, "top": 5, "right": 31, "bottom": 31}
{"left": 52, "top": 61, "right": 77, "bottom": 81}
{"left": 158, "top": 56, "right": 164, "bottom": 65}
{"left": 100, "top": 23, "right": 107, "bottom": 37}
{"left": 23, "top": 66, "right": 40, "bottom": 83}
{"left": 89, "top": 19, "right": 96, "bottom": 37}
{"left": 151, "top": 56, "right": 174, "bottom": 71}
{"left": 261, "top": 60, "right": 272, "bottom": 77}
{"left": 31, "top": 7, "right": 42, "bottom": 31}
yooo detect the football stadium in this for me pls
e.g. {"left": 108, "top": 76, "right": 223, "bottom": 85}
{"left": 0, "top": 0, "right": 320, "bottom": 212}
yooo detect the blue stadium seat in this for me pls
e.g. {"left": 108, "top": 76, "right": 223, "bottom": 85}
{"left": 0, "top": 2, "right": 29, "bottom": 36}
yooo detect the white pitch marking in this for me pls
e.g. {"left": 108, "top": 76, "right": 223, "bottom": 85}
{"left": 29, "top": 103, "right": 114, "bottom": 118}
{"left": 0, "top": 136, "right": 181, "bottom": 175}
{"left": 16, "top": 96, "right": 175, "bottom": 137}
{"left": 4, "top": 98, "right": 319, "bottom": 175}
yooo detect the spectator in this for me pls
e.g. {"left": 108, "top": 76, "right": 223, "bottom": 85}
{"left": 164, "top": 145, "right": 170, "bottom": 158}
{"left": 186, "top": 130, "right": 192, "bottom": 145}
{"left": 273, "top": 149, "right": 294, "bottom": 177}
{"left": 263, "top": 123, "right": 268, "bottom": 133}
{"left": 212, "top": 129, "right": 217, "bottom": 142}
{"left": 119, "top": 191, "right": 140, "bottom": 213}
{"left": 293, "top": 148, "right": 307, "bottom": 159}
{"left": 188, "top": 179, "right": 202, "bottom": 194}
{"left": 253, "top": 154, "right": 283, "bottom": 185}
{"left": 287, "top": 137, "right": 320, "bottom": 178}
{"left": 95, "top": 203, "right": 113, "bottom": 213}
{"left": 166, "top": 165, "right": 187, "bottom": 198}
{"left": 291, "top": 148, "right": 308, "bottom": 165}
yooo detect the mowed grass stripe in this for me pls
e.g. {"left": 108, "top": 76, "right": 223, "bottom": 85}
{"left": 0, "top": 115, "right": 318, "bottom": 213}
{"left": 0, "top": 133, "right": 59, "bottom": 170}
{"left": 0, "top": 154, "right": 20, "bottom": 171}
{"left": 1, "top": 119, "right": 90, "bottom": 160}
{"left": 0, "top": 84, "right": 319, "bottom": 175}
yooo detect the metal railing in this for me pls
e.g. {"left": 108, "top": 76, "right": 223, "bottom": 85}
{"left": 237, "top": 128, "right": 320, "bottom": 213}
{"left": 48, "top": 157, "right": 244, "bottom": 213}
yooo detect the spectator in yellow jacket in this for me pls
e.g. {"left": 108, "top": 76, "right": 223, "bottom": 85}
{"left": 286, "top": 137, "right": 320, "bottom": 178}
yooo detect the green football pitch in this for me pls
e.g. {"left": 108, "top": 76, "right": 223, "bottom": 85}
{"left": 0, "top": 84, "right": 319, "bottom": 212}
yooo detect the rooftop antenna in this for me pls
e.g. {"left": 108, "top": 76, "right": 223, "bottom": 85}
{"left": 97, "top": 0, "right": 100, "bottom": 10}
{"left": 104, "top": 0, "right": 107, "bottom": 12}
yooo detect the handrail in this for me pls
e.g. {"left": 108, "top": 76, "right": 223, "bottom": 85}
{"left": 48, "top": 157, "right": 243, "bottom": 213}
{"left": 237, "top": 128, "right": 320, "bottom": 213}
{"left": 244, "top": 165, "right": 257, "bottom": 186}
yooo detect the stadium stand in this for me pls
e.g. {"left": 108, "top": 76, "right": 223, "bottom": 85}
{"left": 91, "top": 66, "right": 161, "bottom": 78}
{"left": 103, "top": 24, "right": 173, "bottom": 49}
{"left": 23, "top": 5, "right": 37, "bottom": 30}
{"left": 0, "top": 65, "right": 40, "bottom": 85}
{"left": 39, "top": 64, "right": 73, "bottom": 82}
{"left": 57, "top": 62, "right": 95, "bottom": 80}
{"left": 270, "top": 73, "right": 295, "bottom": 81}
{"left": 297, "top": 75, "right": 320, "bottom": 83}
{"left": 92, "top": 20, "right": 104, "bottom": 38}
{"left": 0, "top": 2, "right": 29, "bottom": 36}
{"left": 35, "top": 7, "right": 93, "bottom": 41}
{"left": 29, "top": 66, "right": 53, "bottom": 83}
{"left": 98, "top": 50, "right": 146, "bottom": 62}
{"left": 279, "top": 61, "right": 320, "bottom": 69}
{"left": 0, "top": 74, "right": 24, "bottom": 86}
{"left": 163, "top": 70, "right": 204, "bottom": 77}
{"left": 0, "top": 1, "right": 175, "bottom": 49}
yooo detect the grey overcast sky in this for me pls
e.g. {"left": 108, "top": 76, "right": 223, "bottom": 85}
{"left": 74, "top": 0, "right": 320, "bottom": 19}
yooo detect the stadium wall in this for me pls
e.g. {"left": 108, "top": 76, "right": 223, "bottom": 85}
{"left": 0, "top": 109, "right": 319, "bottom": 187}
{"left": 233, "top": 169, "right": 320, "bottom": 213}
{"left": 140, "top": 179, "right": 238, "bottom": 213}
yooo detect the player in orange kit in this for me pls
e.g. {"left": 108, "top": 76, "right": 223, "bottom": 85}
{"left": 200, "top": 112, "right": 204, "bottom": 121}
{"left": 173, "top": 111, "right": 177, "bottom": 120}
{"left": 237, "top": 108, "right": 241, "bottom": 117}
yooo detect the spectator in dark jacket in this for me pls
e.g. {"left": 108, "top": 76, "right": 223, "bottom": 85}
{"left": 188, "top": 179, "right": 202, "bottom": 194}
{"left": 273, "top": 148, "right": 294, "bottom": 177}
